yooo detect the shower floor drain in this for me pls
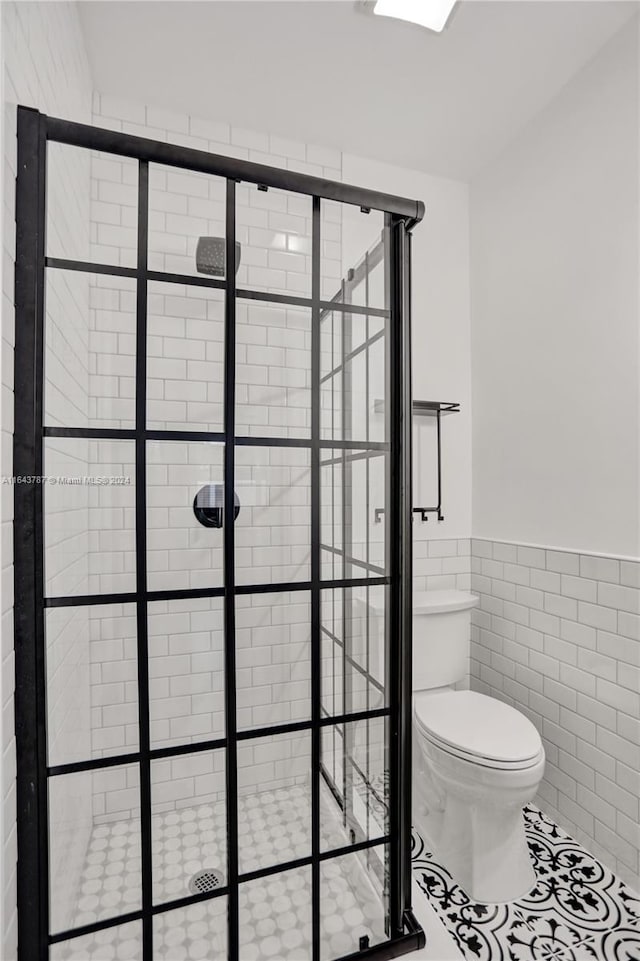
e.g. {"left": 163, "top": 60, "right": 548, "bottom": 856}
{"left": 188, "top": 869, "right": 226, "bottom": 895}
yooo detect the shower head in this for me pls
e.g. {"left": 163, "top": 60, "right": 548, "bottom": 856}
{"left": 196, "top": 237, "right": 242, "bottom": 277}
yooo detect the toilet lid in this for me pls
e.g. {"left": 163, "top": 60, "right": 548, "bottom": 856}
{"left": 414, "top": 690, "right": 542, "bottom": 765}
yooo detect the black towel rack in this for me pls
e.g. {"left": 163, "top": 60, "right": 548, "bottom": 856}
{"left": 374, "top": 400, "right": 460, "bottom": 523}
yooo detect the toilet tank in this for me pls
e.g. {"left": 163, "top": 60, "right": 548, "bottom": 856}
{"left": 413, "top": 590, "right": 479, "bottom": 691}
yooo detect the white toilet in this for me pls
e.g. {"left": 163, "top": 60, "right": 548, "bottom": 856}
{"left": 412, "top": 590, "right": 545, "bottom": 903}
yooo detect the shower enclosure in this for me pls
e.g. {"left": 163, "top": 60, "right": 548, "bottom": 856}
{"left": 13, "top": 106, "right": 424, "bottom": 961}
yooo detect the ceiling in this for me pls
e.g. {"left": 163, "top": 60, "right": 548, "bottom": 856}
{"left": 79, "top": 0, "right": 637, "bottom": 181}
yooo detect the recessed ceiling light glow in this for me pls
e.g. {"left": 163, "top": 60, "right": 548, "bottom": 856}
{"left": 373, "top": 0, "right": 457, "bottom": 34}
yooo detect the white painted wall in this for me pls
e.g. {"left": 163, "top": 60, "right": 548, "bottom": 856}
{"left": 470, "top": 20, "right": 640, "bottom": 559}
{"left": 469, "top": 17, "right": 640, "bottom": 887}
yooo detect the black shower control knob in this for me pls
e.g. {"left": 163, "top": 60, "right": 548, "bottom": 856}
{"left": 193, "top": 484, "right": 240, "bottom": 528}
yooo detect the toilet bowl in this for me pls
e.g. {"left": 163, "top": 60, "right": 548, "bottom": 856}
{"left": 412, "top": 688, "right": 545, "bottom": 902}
{"left": 411, "top": 591, "right": 545, "bottom": 903}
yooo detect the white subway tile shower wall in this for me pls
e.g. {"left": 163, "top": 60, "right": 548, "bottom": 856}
{"left": 85, "top": 96, "right": 339, "bottom": 815}
{"left": 470, "top": 538, "right": 640, "bottom": 891}
{"left": 2, "top": 78, "right": 410, "bottom": 939}
{"left": 2, "top": 2, "right": 93, "bottom": 950}
{"left": 84, "top": 96, "right": 450, "bottom": 817}
{"left": 235, "top": 592, "right": 311, "bottom": 731}
{"left": 67, "top": 95, "right": 342, "bottom": 818}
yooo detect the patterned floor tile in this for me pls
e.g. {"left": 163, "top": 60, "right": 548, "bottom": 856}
{"left": 412, "top": 804, "right": 640, "bottom": 961}
{"left": 412, "top": 831, "right": 533, "bottom": 961}
{"left": 553, "top": 922, "right": 640, "bottom": 960}
{"left": 520, "top": 807, "right": 639, "bottom": 942}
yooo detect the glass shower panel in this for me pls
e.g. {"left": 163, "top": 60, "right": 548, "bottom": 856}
{"left": 236, "top": 591, "right": 311, "bottom": 731}
{"left": 150, "top": 749, "right": 226, "bottom": 906}
{"left": 350, "top": 347, "right": 368, "bottom": 440}
{"left": 48, "top": 765, "right": 142, "bottom": 935}
{"left": 236, "top": 299, "right": 311, "bottom": 438}
{"left": 235, "top": 445, "right": 311, "bottom": 586}
{"left": 320, "top": 450, "right": 386, "bottom": 581}
{"left": 368, "top": 332, "right": 387, "bottom": 445}
{"left": 46, "top": 144, "right": 139, "bottom": 267}
{"left": 50, "top": 921, "right": 143, "bottom": 961}
{"left": 320, "top": 847, "right": 389, "bottom": 960}
{"left": 238, "top": 865, "right": 312, "bottom": 961}
{"left": 353, "top": 582, "right": 387, "bottom": 700}
{"left": 237, "top": 730, "right": 311, "bottom": 874}
{"left": 147, "top": 596, "right": 225, "bottom": 749}
{"left": 320, "top": 586, "right": 387, "bottom": 720}
{"left": 45, "top": 603, "right": 139, "bottom": 766}
{"left": 147, "top": 281, "right": 225, "bottom": 432}
{"left": 147, "top": 164, "right": 226, "bottom": 277}
{"left": 320, "top": 455, "right": 341, "bottom": 582}
{"left": 321, "top": 589, "right": 343, "bottom": 721}
{"left": 320, "top": 312, "right": 387, "bottom": 445}
{"left": 332, "top": 716, "right": 389, "bottom": 844}
{"left": 367, "top": 256, "right": 386, "bottom": 314}
{"left": 318, "top": 777, "right": 348, "bottom": 852}
{"left": 44, "top": 269, "right": 137, "bottom": 431}
{"left": 320, "top": 202, "right": 387, "bottom": 309}
{"left": 348, "top": 244, "right": 387, "bottom": 313}
{"left": 321, "top": 724, "right": 344, "bottom": 810}
{"left": 320, "top": 307, "right": 342, "bottom": 444}
{"left": 369, "top": 453, "right": 387, "bottom": 570}
{"left": 146, "top": 440, "right": 224, "bottom": 592}
{"left": 154, "top": 898, "right": 227, "bottom": 960}
{"left": 237, "top": 183, "right": 312, "bottom": 297}
{"left": 43, "top": 438, "right": 136, "bottom": 598}
{"left": 320, "top": 200, "right": 344, "bottom": 304}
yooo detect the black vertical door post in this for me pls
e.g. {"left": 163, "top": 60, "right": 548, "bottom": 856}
{"left": 14, "top": 105, "right": 49, "bottom": 961}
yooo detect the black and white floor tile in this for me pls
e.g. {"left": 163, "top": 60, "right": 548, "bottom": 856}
{"left": 412, "top": 805, "right": 640, "bottom": 961}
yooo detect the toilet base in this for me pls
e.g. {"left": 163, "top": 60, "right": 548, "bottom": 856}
{"left": 413, "top": 733, "right": 543, "bottom": 904}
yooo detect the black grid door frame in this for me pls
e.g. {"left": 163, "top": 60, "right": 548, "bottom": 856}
{"left": 317, "top": 231, "right": 392, "bottom": 879}
{"left": 13, "top": 106, "right": 425, "bottom": 961}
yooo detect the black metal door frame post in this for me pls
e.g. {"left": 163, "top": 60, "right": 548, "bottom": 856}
{"left": 14, "top": 104, "right": 49, "bottom": 961}
{"left": 387, "top": 221, "right": 415, "bottom": 932}
{"left": 13, "top": 106, "right": 425, "bottom": 961}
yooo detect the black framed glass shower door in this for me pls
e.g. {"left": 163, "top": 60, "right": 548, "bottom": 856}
{"left": 13, "top": 106, "right": 424, "bottom": 961}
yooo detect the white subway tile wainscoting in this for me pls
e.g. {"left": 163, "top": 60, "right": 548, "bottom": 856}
{"left": 470, "top": 539, "right": 640, "bottom": 893}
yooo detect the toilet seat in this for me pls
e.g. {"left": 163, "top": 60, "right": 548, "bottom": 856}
{"left": 414, "top": 689, "right": 543, "bottom": 771}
